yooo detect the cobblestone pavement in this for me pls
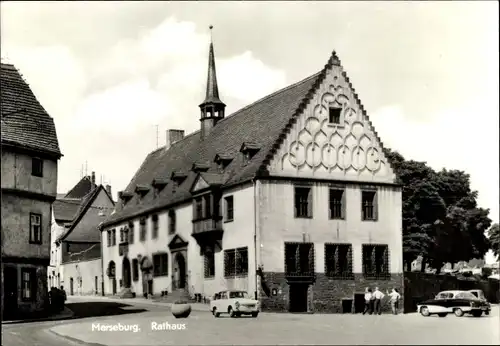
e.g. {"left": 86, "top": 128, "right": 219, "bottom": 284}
{"left": 49, "top": 306, "right": 500, "bottom": 345}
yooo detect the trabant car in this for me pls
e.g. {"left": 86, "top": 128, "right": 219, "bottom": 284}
{"left": 210, "top": 290, "right": 259, "bottom": 318}
{"left": 417, "top": 290, "right": 489, "bottom": 317}
{"left": 468, "top": 289, "right": 491, "bottom": 315}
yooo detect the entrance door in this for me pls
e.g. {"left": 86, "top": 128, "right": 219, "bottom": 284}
{"left": 112, "top": 278, "right": 117, "bottom": 295}
{"left": 174, "top": 253, "right": 186, "bottom": 289}
{"left": 4, "top": 266, "right": 18, "bottom": 317}
{"left": 289, "top": 283, "right": 309, "bottom": 313}
{"left": 122, "top": 258, "right": 131, "bottom": 288}
{"left": 70, "top": 278, "right": 74, "bottom": 295}
{"left": 95, "top": 276, "right": 98, "bottom": 294}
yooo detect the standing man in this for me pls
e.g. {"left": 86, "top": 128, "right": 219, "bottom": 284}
{"left": 373, "top": 287, "right": 385, "bottom": 315}
{"left": 363, "top": 288, "right": 373, "bottom": 315}
{"left": 387, "top": 288, "right": 401, "bottom": 315}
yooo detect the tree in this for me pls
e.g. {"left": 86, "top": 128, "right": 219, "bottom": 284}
{"left": 488, "top": 223, "right": 500, "bottom": 257}
{"left": 384, "top": 148, "right": 492, "bottom": 272}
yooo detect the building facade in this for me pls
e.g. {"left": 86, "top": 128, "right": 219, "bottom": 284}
{"left": 1, "top": 63, "right": 62, "bottom": 317}
{"left": 49, "top": 173, "right": 114, "bottom": 296}
{"left": 100, "top": 38, "right": 403, "bottom": 313}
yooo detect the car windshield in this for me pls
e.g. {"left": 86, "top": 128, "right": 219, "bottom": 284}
{"left": 229, "top": 291, "right": 248, "bottom": 299}
{"left": 456, "top": 292, "right": 477, "bottom": 299}
{"left": 436, "top": 292, "right": 454, "bottom": 299}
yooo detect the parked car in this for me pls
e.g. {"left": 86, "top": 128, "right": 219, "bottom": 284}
{"left": 210, "top": 290, "right": 259, "bottom": 318}
{"left": 467, "top": 289, "right": 491, "bottom": 315}
{"left": 417, "top": 290, "right": 489, "bottom": 317}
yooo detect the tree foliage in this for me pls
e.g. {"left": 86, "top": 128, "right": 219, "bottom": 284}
{"left": 384, "top": 148, "right": 492, "bottom": 272}
{"left": 488, "top": 223, "right": 500, "bottom": 257}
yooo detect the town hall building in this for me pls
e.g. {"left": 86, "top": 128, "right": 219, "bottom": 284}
{"left": 101, "top": 32, "right": 403, "bottom": 313}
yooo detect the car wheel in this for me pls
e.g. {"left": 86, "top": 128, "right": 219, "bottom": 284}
{"left": 251, "top": 312, "right": 259, "bottom": 318}
{"left": 420, "top": 306, "right": 430, "bottom": 317}
{"left": 454, "top": 308, "right": 464, "bottom": 317}
{"left": 212, "top": 307, "right": 220, "bottom": 318}
{"left": 437, "top": 313, "right": 447, "bottom": 317}
{"left": 471, "top": 310, "right": 482, "bottom": 317}
{"left": 228, "top": 307, "right": 236, "bottom": 318}
{"left": 485, "top": 311, "right": 490, "bottom": 316}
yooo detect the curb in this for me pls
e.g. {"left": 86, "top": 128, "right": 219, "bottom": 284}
{"left": 49, "top": 328, "right": 107, "bottom": 346}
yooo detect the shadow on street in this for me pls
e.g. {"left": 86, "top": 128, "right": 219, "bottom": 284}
{"left": 66, "top": 302, "right": 147, "bottom": 319}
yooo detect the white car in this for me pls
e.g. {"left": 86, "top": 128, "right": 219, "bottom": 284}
{"left": 417, "top": 290, "right": 488, "bottom": 317}
{"left": 210, "top": 290, "right": 260, "bottom": 318}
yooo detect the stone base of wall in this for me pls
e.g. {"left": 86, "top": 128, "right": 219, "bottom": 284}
{"left": 259, "top": 272, "right": 404, "bottom": 314}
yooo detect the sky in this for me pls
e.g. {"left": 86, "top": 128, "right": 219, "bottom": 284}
{"left": 1, "top": 2, "right": 498, "bottom": 259}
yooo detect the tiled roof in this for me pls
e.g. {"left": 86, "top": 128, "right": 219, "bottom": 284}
{"left": 1, "top": 63, "right": 61, "bottom": 157}
{"left": 103, "top": 69, "right": 326, "bottom": 226}
{"left": 53, "top": 198, "right": 82, "bottom": 222}
{"left": 65, "top": 176, "right": 96, "bottom": 199}
{"left": 58, "top": 185, "right": 114, "bottom": 243}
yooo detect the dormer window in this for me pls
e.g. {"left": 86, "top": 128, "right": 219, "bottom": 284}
{"left": 135, "top": 185, "right": 150, "bottom": 198}
{"left": 240, "top": 142, "right": 260, "bottom": 160}
{"left": 118, "top": 191, "right": 133, "bottom": 204}
{"left": 171, "top": 171, "right": 187, "bottom": 185}
{"left": 214, "top": 154, "right": 233, "bottom": 169}
{"left": 191, "top": 162, "right": 210, "bottom": 173}
{"left": 152, "top": 178, "right": 168, "bottom": 194}
{"left": 328, "top": 106, "right": 342, "bottom": 125}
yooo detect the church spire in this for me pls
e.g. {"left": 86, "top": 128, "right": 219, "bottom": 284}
{"left": 199, "top": 25, "right": 226, "bottom": 140}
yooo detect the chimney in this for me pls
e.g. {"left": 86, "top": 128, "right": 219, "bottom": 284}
{"left": 91, "top": 171, "right": 96, "bottom": 185}
{"left": 166, "top": 129, "right": 185, "bottom": 149}
{"left": 105, "top": 184, "right": 112, "bottom": 198}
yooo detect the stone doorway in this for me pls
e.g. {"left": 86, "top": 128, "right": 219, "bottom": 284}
{"left": 3, "top": 266, "right": 18, "bottom": 317}
{"left": 173, "top": 253, "right": 187, "bottom": 289}
{"left": 289, "top": 283, "right": 309, "bottom": 313}
{"left": 122, "top": 257, "right": 131, "bottom": 288}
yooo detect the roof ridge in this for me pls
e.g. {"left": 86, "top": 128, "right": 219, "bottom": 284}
{"left": 142, "top": 71, "right": 323, "bottom": 159}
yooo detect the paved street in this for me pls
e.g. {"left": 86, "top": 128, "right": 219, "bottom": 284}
{"left": 3, "top": 298, "right": 499, "bottom": 345}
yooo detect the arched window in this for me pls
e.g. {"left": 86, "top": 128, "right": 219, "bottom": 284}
{"left": 108, "top": 261, "right": 116, "bottom": 278}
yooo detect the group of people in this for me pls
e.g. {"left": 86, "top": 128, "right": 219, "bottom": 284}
{"left": 363, "top": 287, "right": 401, "bottom": 315}
{"left": 48, "top": 286, "right": 67, "bottom": 312}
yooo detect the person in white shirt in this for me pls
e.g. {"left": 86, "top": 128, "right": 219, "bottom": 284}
{"left": 373, "top": 287, "right": 385, "bottom": 315}
{"left": 362, "top": 287, "right": 373, "bottom": 315}
{"left": 387, "top": 288, "right": 401, "bottom": 315}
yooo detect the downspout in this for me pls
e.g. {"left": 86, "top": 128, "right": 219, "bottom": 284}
{"left": 99, "top": 222, "right": 105, "bottom": 296}
{"left": 252, "top": 178, "right": 258, "bottom": 300}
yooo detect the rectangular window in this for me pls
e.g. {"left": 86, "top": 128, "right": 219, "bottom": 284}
{"left": 168, "top": 210, "right": 176, "bottom": 234}
{"left": 31, "top": 157, "right": 43, "bottom": 177}
{"left": 235, "top": 247, "right": 248, "bottom": 276}
{"left": 203, "top": 194, "right": 211, "bottom": 218}
{"left": 329, "top": 189, "right": 345, "bottom": 219}
{"left": 112, "top": 229, "right": 116, "bottom": 246}
{"left": 139, "top": 219, "right": 146, "bottom": 241}
{"left": 362, "top": 190, "right": 378, "bottom": 221}
{"left": 21, "top": 268, "right": 37, "bottom": 301}
{"left": 107, "top": 230, "right": 111, "bottom": 247}
{"left": 153, "top": 253, "right": 168, "bottom": 277}
{"left": 325, "top": 243, "right": 353, "bottom": 279}
{"left": 195, "top": 198, "right": 203, "bottom": 220}
{"left": 120, "top": 228, "right": 124, "bottom": 243}
{"left": 29, "top": 213, "right": 42, "bottom": 244}
{"left": 224, "top": 196, "right": 234, "bottom": 222}
{"left": 128, "top": 223, "right": 134, "bottom": 244}
{"left": 328, "top": 107, "right": 342, "bottom": 124}
{"left": 132, "top": 259, "right": 139, "bottom": 281}
{"left": 224, "top": 249, "right": 236, "bottom": 277}
{"left": 284, "top": 242, "right": 315, "bottom": 275}
{"left": 152, "top": 215, "right": 159, "bottom": 239}
{"left": 362, "top": 244, "right": 390, "bottom": 280}
{"left": 204, "top": 246, "right": 215, "bottom": 278}
{"left": 294, "top": 187, "right": 312, "bottom": 218}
